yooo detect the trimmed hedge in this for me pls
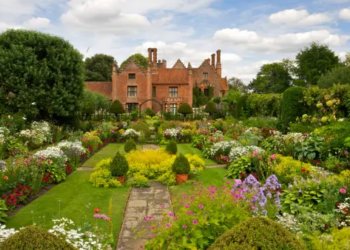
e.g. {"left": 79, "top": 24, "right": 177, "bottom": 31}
{"left": 0, "top": 226, "right": 76, "bottom": 250}
{"left": 172, "top": 154, "right": 190, "bottom": 174}
{"left": 166, "top": 140, "right": 177, "bottom": 154}
{"left": 209, "top": 217, "right": 306, "bottom": 250}
{"left": 204, "top": 101, "right": 218, "bottom": 115}
{"left": 124, "top": 139, "right": 137, "bottom": 153}
{"left": 110, "top": 100, "right": 125, "bottom": 115}
{"left": 110, "top": 152, "right": 129, "bottom": 177}
{"left": 177, "top": 103, "right": 193, "bottom": 117}
{"left": 280, "top": 87, "right": 306, "bottom": 132}
{"left": 130, "top": 121, "right": 151, "bottom": 139}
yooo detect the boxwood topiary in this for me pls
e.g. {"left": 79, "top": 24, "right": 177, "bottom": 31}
{"left": 130, "top": 121, "right": 151, "bottom": 139}
{"left": 208, "top": 217, "right": 306, "bottom": 250}
{"left": 177, "top": 103, "right": 193, "bottom": 118}
{"left": 166, "top": 140, "right": 177, "bottom": 154}
{"left": 280, "top": 87, "right": 306, "bottom": 132}
{"left": 204, "top": 101, "right": 218, "bottom": 115}
{"left": 172, "top": 154, "right": 190, "bottom": 174}
{"left": 124, "top": 139, "right": 137, "bottom": 153}
{"left": 110, "top": 152, "right": 129, "bottom": 177}
{"left": 0, "top": 226, "right": 76, "bottom": 250}
{"left": 109, "top": 100, "right": 125, "bottom": 116}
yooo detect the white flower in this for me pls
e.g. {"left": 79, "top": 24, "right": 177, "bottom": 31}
{"left": 122, "top": 129, "right": 140, "bottom": 138}
{"left": 210, "top": 141, "right": 240, "bottom": 157}
{"left": 32, "top": 102, "right": 36, "bottom": 105}
{"left": 229, "top": 145, "right": 265, "bottom": 161}
{"left": 164, "top": 128, "right": 181, "bottom": 138}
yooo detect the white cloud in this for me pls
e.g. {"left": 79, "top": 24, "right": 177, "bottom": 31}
{"left": 269, "top": 9, "right": 331, "bottom": 26}
{"left": 339, "top": 8, "right": 350, "bottom": 20}
{"left": 214, "top": 29, "right": 349, "bottom": 53}
{"left": 23, "top": 17, "right": 51, "bottom": 29}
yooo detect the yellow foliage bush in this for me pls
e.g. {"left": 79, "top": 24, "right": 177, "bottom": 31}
{"left": 310, "top": 228, "right": 350, "bottom": 250}
{"left": 94, "top": 158, "right": 112, "bottom": 171}
{"left": 271, "top": 155, "right": 313, "bottom": 182}
{"left": 89, "top": 169, "right": 121, "bottom": 188}
{"left": 185, "top": 154, "right": 205, "bottom": 171}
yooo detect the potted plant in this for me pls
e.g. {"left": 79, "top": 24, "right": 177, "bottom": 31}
{"left": 172, "top": 154, "right": 191, "bottom": 184}
{"left": 110, "top": 152, "right": 129, "bottom": 184}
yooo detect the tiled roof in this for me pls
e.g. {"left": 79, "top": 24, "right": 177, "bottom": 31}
{"left": 221, "top": 78, "right": 228, "bottom": 91}
{"left": 152, "top": 69, "right": 189, "bottom": 84}
{"left": 85, "top": 82, "right": 112, "bottom": 99}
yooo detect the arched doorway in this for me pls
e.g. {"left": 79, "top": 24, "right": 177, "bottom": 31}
{"left": 139, "top": 99, "right": 163, "bottom": 118}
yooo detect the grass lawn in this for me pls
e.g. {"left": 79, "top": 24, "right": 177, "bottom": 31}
{"left": 169, "top": 167, "right": 227, "bottom": 196}
{"left": 162, "top": 143, "right": 217, "bottom": 166}
{"left": 82, "top": 143, "right": 141, "bottom": 168}
{"left": 7, "top": 171, "right": 130, "bottom": 246}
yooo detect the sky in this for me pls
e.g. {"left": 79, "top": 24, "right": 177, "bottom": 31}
{"left": 1, "top": 0, "right": 350, "bottom": 83}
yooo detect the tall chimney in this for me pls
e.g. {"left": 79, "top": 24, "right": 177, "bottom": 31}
{"left": 211, "top": 54, "right": 215, "bottom": 67}
{"left": 148, "top": 48, "right": 153, "bottom": 66}
{"left": 153, "top": 48, "right": 158, "bottom": 66}
{"left": 216, "top": 49, "right": 222, "bottom": 77}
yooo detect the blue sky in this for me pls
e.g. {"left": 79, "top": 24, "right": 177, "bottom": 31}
{"left": 1, "top": 0, "right": 350, "bottom": 83}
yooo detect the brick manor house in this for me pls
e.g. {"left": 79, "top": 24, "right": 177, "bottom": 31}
{"left": 85, "top": 48, "right": 228, "bottom": 113}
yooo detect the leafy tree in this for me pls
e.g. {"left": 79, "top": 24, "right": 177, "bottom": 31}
{"left": 177, "top": 103, "right": 193, "bottom": 118}
{"left": 81, "top": 89, "right": 110, "bottom": 119}
{"left": 109, "top": 100, "right": 125, "bottom": 117}
{"left": 296, "top": 42, "right": 340, "bottom": 86}
{"left": 204, "top": 101, "right": 218, "bottom": 115}
{"left": 223, "top": 89, "right": 241, "bottom": 114}
{"left": 249, "top": 63, "right": 292, "bottom": 93}
{"left": 318, "top": 66, "right": 350, "bottom": 88}
{"left": 344, "top": 52, "right": 350, "bottom": 66}
{"left": 0, "top": 29, "right": 84, "bottom": 121}
{"left": 228, "top": 77, "right": 248, "bottom": 93}
{"left": 85, "top": 54, "right": 115, "bottom": 81}
{"left": 120, "top": 53, "right": 148, "bottom": 71}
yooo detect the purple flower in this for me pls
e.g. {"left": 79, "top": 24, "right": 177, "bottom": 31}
{"left": 182, "top": 225, "right": 188, "bottom": 229}
{"left": 193, "top": 220, "right": 198, "bottom": 225}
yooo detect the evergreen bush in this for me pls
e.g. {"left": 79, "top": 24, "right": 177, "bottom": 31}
{"left": 124, "top": 139, "right": 137, "bottom": 153}
{"left": 0, "top": 226, "right": 76, "bottom": 250}
{"left": 166, "top": 140, "right": 177, "bottom": 154}
{"left": 130, "top": 121, "right": 151, "bottom": 139}
{"left": 204, "top": 101, "right": 218, "bottom": 115}
{"left": 208, "top": 217, "right": 306, "bottom": 250}
{"left": 280, "top": 87, "right": 306, "bottom": 132}
{"left": 144, "top": 108, "right": 156, "bottom": 117}
{"left": 177, "top": 103, "right": 193, "bottom": 118}
{"left": 172, "top": 154, "right": 190, "bottom": 174}
{"left": 110, "top": 152, "right": 129, "bottom": 177}
{"left": 110, "top": 100, "right": 125, "bottom": 116}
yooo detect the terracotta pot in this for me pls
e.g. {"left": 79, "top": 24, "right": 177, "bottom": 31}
{"left": 176, "top": 174, "right": 188, "bottom": 184}
{"left": 116, "top": 176, "right": 125, "bottom": 184}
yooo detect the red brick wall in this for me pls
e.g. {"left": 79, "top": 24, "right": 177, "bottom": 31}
{"left": 152, "top": 84, "right": 190, "bottom": 112}
{"left": 85, "top": 82, "right": 112, "bottom": 99}
{"left": 193, "top": 62, "right": 222, "bottom": 97}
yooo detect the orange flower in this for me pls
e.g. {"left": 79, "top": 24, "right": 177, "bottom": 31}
{"left": 3, "top": 176, "right": 8, "bottom": 181}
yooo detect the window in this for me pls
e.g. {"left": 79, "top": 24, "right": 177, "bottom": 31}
{"left": 164, "top": 104, "right": 168, "bottom": 112}
{"left": 152, "top": 87, "right": 156, "bottom": 97}
{"left": 169, "top": 87, "right": 178, "bottom": 97}
{"left": 127, "top": 86, "right": 137, "bottom": 97}
{"left": 128, "top": 73, "right": 136, "bottom": 80}
{"left": 170, "top": 103, "right": 177, "bottom": 114}
{"left": 126, "top": 103, "right": 138, "bottom": 112}
{"left": 203, "top": 73, "right": 208, "bottom": 78}
{"left": 204, "top": 88, "right": 209, "bottom": 97}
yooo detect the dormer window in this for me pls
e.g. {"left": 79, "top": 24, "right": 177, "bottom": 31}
{"left": 129, "top": 73, "right": 136, "bottom": 80}
{"left": 203, "top": 73, "right": 208, "bottom": 78}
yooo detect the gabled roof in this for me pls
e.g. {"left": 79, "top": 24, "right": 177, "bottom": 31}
{"left": 152, "top": 69, "right": 188, "bottom": 84}
{"left": 221, "top": 78, "right": 228, "bottom": 91}
{"left": 172, "top": 59, "right": 186, "bottom": 69}
{"left": 119, "top": 59, "right": 146, "bottom": 74}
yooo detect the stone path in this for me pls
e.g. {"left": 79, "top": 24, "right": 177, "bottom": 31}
{"left": 77, "top": 167, "right": 94, "bottom": 171}
{"left": 205, "top": 164, "right": 227, "bottom": 169}
{"left": 142, "top": 144, "right": 160, "bottom": 150}
{"left": 117, "top": 182, "right": 172, "bottom": 250}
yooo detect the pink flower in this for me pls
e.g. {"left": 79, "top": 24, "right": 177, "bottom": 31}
{"left": 185, "top": 204, "right": 190, "bottom": 208}
{"left": 199, "top": 204, "right": 204, "bottom": 209}
{"left": 345, "top": 151, "right": 349, "bottom": 156}
{"left": 161, "top": 205, "right": 165, "bottom": 208}
{"left": 182, "top": 225, "right": 188, "bottom": 229}
{"left": 166, "top": 223, "right": 171, "bottom": 228}
{"left": 193, "top": 220, "right": 198, "bottom": 225}
{"left": 168, "top": 212, "right": 174, "bottom": 217}
{"left": 340, "top": 189, "right": 347, "bottom": 194}
{"left": 258, "top": 156, "right": 262, "bottom": 160}
{"left": 270, "top": 154, "right": 276, "bottom": 160}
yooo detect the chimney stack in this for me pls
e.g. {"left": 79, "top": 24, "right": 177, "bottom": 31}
{"left": 216, "top": 49, "right": 222, "bottom": 77}
{"left": 211, "top": 54, "right": 215, "bottom": 67}
{"left": 153, "top": 48, "right": 158, "bottom": 66}
{"left": 148, "top": 48, "right": 152, "bottom": 66}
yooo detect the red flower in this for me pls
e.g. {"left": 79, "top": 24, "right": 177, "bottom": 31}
{"left": 94, "top": 208, "right": 100, "bottom": 213}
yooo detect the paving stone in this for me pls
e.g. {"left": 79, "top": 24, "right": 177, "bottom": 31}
{"left": 117, "top": 182, "right": 172, "bottom": 250}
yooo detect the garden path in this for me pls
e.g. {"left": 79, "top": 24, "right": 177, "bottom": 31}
{"left": 205, "top": 164, "right": 226, "bottom": 169}
{"left": 142, "top": 144, "right": 160, "bottom": 150}
{"left": 117, "top": 182, "right": 172, "bottom": 250}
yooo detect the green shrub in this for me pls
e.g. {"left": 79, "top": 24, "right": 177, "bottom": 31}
{"left": 280, "top": 87, "right": 306, "bottom": 132}
{"left": 172, "top": 154, "right": 190, "bottom": 174}
{"left": 130, "top": 121, "right": 151, "bottom": 139}
{"left": 130, "top": 173, "right": 150, "bottom": 188}
{"left": 0, "top": 199, "right": 7, "bottom": 223}
{"left": 110, "top": 100, "right": 125, "bottom": 116}
{"left": 0, "top": 226, "right": 76, "bottom": 250}
{"left": 177, "top": 103, "right": 193, "bottom": 117}
{"left": 124, "top": 139, "right": 137, "bottom": 153}
{"left": 165, "top": 140, "right": 177, "bottom": 154}
{"left": 245, "top": 94, "right": 282, "bottom": 117}
{"left": 318, "top": 66, "right": 350, "bottom": 88}
{"left": 89, "top": 168, "right": 122, "bottom": 188}
{"left": 144, "top": 108, "right": 156, "bottom": 117}
{"left": 235, "top": 94, "right": 249, "bottom": 118}
{"left": 204, "top": 101, "right": 218, "bottom": 115}
{"left": 208, "top": 217, "right": 306, "bottom": 250}
{"left": 110, "top": 152, "right": 129, "bottom": 176}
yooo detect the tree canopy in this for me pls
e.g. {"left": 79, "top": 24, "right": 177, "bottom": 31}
{"left": 120, "top": 53, "right": 148, "bottom": 71}
{"left": 296, "top": 42, "right": 340, "bottom": 86}
{"left": 228, "top": 77, "right": 248, "bottom": 93}
{"left": 177, "top": 103, "right": 193, "bottom": 117}
{"left": 248, "top": 62, "right": 292, "bottom": 93}
{"left": 85, "top": 54, "right": 115, "bottom": 81}
{"left": 0, "top": 29, "right": 84, "bottom": 120}
{"left": 318, "top": 66, "right": 350, "bottom": 88}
